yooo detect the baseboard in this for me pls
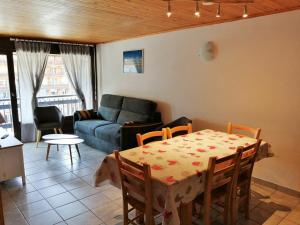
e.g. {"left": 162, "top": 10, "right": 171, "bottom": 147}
{"left": 252, "top": 177, "right": 300, "bottom": 198}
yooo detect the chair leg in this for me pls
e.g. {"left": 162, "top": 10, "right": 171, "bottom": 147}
{"left": 231, "top": 196, "right": 238, "bottom": 225}
{"left": 245, "top": 191, "right": 251, "bottom": 219}
{"left": 58, "top": 128, "right": 63, "bottom": 134}
{"left": 54, "top": 128, "right": 57, "bottom": 134}
{"left": 36, "top": 130, "right": 41, "bottom": 148}
{"left": 123, "top": 201, "right": 129, "bottom": 225}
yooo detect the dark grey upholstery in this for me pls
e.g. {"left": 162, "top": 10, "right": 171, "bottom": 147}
{"left": 34, "top": 106, "right": 64, "bottom": 131}
{"left": 97, "top": 95, "right": 123, "bottom": 122}
{"left": 74, "top": 120, "right": 112, "bottom": 135}
{"left": 74, "top": 94, "right": 162, "bottom": 153}
{"left": 95, "top": 124, "right": 121, "bottom": 146}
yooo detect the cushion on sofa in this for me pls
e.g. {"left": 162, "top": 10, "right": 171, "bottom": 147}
{"left": 121, "top": 97, "right": 157, "bottom": 114}
{"left": 116, "top": 110, "right": 149, "bottom": 125}
{"left": 97, "top": 94, "right": 124, "bottom": 122}
{"left": 74, "top": 120, "right": 112, "bottom": 135}
{"left": 95, "top": 123, "right": 121, "bottom": 146}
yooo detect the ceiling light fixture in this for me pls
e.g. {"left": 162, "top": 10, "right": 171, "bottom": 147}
{"left": 216, "top": 3, "right": 221, "bottom": 18}
{"left": 243, "top": 4, "right": 248, "bottom": 18}
{"left": 194, "top": 0, "right": 200, "bottom": 17}
{"left": 166, "top": 0, "right": 172, "bottom": 17}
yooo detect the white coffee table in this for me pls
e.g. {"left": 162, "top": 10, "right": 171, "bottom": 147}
{"left": 42, "top": 134, "right": 79, "bottom": 151}
{"left": 45, "top": 138, "right": 84, "bottom": 164}
{"left": 42, "top": 134, "right": 78, "bottom": 140}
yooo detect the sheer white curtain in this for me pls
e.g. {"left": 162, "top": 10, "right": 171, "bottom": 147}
{"left": 59, "top": 45, "right": 93, "bottom": 109}
{"left": 15, "top": 41, "right": 50, "bottom": 141}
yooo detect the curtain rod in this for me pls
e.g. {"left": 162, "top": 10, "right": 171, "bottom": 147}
{"left": 10, "top": 38, "right": 94, "bottom": 47}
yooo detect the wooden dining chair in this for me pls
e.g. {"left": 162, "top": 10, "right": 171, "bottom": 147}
{"left": 114, "top": 151, "right": 158, "bottom": 225}
{"left": 166, "top": 123, "right": 192, "bottom": 139}
{"left": 194, "top": 149, "right": 243, "bottom": 225}
{"left": 136, "top": 128, "right": 167, "bottom": 146}
{"left": 231, "top": 139, "right": 262, "bottom": 224}
{"left": 227, "top": 122, "right": 261, "bottom": 139}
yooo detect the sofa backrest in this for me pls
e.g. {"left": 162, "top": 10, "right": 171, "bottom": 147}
{"left": 98, "top": 94, "right": 124, "bottom": 122}
{"left": 98, "top": 94, "right": 159, "bottom": 124}
{"left": 117, "top": 96, "right": 157, "bottom": 124}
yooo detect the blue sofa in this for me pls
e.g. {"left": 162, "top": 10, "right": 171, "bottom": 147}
{"left": 73, "top": 94, "right": 162, "bottom": 153}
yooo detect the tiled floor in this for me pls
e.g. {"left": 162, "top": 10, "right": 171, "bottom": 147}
{"left": 1, "top": 142, "right": 300, "bottom": 225}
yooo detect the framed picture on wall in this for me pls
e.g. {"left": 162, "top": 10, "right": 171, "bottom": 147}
{"left": 123, "top": 49, "right": 144, "bottom": 74}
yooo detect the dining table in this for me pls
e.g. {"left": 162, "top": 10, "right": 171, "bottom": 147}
{"left": 94, "top": 129, "right": 270, "bottom": 225}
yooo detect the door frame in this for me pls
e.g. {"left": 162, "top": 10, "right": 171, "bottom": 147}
{"left": 0, "top": 37, "right": 21, "bottom": 139}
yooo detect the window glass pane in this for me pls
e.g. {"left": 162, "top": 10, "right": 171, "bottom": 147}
{"left": 0, "top": 55, "right": 13, "bottom": 132}
{"left": 37, "top": 54, "right": 81, "bottom": 116}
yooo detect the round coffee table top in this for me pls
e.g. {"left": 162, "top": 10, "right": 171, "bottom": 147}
{"left": 42, "top": 134, "right": 78, "bottom": 140}
{"left": 45, "top": 138, "right": 84, "bottom": 145}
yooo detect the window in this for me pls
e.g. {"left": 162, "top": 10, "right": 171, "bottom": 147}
{"left": 37, "top": 54, "right": 81, "bottom": 116}
{"left": 13, "top": 54, "right": 81, "bottom": 116}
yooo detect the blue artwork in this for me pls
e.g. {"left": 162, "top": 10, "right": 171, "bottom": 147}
{"left": 123, "top": 50, "right": 144, "bottom": 73}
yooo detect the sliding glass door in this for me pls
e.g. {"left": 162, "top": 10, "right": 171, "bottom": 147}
{"left": 0, "top": 53, "right": 20, "bottom": 138}
{"left": 0, "top": 54, "right": 18, "bottom": 135}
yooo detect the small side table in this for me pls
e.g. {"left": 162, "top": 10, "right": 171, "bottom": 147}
{"left": 45, "top": 138, "right": 84, "bottom": 164}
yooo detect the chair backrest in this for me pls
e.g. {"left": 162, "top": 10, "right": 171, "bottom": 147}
{"left": 205, "top": 149, "right": 243, "bottom": 196}
{"left": 227, "top": 122, "right": 261, "bottom": 139}
{"left": 136, "top": 128, "right": 167, "bottom": 146}
{"left": 238, "top": 139, "right": 262, "bottom": 182}
{"left": 114, "top": 151, "right": 153, "bottom": 221}
{"left": 34, "top": 106, "right": 63, "bottom": 124}
{"left": 166, "top": 123, "right": 192, "bottom": 138}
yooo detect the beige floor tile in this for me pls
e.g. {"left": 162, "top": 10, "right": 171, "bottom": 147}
{"left": 39, "top": 184, "right": 67, "bottom": 198}
{"left": 18, "top": 199, "right": 52, "bottom": 218}
{"left": 70, "top": 185, "right": 101, "bottom": 199}
{"left": 251, "top": 183, "right": 276, "bottom": 197}
{"left": 100, "top": 207, "right": 123, "bottom": 224}
{"left": 72, "top": 167, "right": 95, "bottom": 177}
{"left": 55, "top": 201, "right": 88, "bottom": 220}
{"left": 285, "top": 204, "right": 300, "bottom": 224}
{"left": 4, "top": 207, "right": 29, "bottom": 225}
{"left": 28, "top": 210, "right": 62, "bottom": 225}
{"left": 80, "top": 192, "right": 111, "bottom": 209}
{"left": 101, "top": 188, "right": 122, "bottom": 201}
{"left": 91, "top": 201, "right": 121, "bottom": 221}
{"left": 61, "top": 178, "right": 88, "bottom": 191}
{"left": 47, "top": 192, "right": 77, "bottom": 208}
{"left": 66, "top": 211, "right": 103, "bottom": 225}
{"left": 262, "top": 214, "right": 284, "bottom": 225}
{"left": 278, "top": 219, "right": 300, "bottom": 225}
{"left": 12, "top": 190, "right": 44, "bottom": 206}
{"left": 31, "top": 178, "right": 59, "bottom": 190}
{"left": 270, "top": 191, "right": 300, "bottom": 209}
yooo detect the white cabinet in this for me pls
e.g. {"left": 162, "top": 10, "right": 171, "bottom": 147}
{"left": 0, "top": 135, "right": 25, "bottom": 184}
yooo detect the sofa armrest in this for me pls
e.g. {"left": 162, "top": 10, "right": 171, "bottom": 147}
{"left": 120, "top": 122, "right": 163, "bottom": 150}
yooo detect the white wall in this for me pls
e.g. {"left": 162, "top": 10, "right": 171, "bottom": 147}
{"left": 98, "top": 11, "right": 300, "bottom": 191}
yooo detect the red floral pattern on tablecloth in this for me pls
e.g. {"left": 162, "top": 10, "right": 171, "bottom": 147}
{"left": 95, "top": 129, "right": 269, "bottom": 225}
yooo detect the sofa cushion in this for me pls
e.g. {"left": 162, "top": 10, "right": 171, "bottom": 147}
{"left": 74, "top": 120, "right": 112, "bottom": 135}
{"left": 97, "top": 94, "right": 124, "bottom": 122}
{"left": 95, "top": 123, "right": 121, "bottom": 146}
{"left": 98, "top": 106, "right": 120, "bottom": 123}
{"left": 116, "top": 111, "right": 149, "bottom": 125}
{"left": 121, "top": 97, "right": 157, "bottom": 114}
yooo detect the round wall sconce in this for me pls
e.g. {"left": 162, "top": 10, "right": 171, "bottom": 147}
{"left": 200, "top": 41, "right": 217, "bottom": 61}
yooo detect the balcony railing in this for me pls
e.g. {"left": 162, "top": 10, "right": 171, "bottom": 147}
{"left": 0, "top": 95, "right": 81, "bottom": 131}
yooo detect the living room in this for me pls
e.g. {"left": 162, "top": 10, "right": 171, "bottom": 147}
{"left": 0, "top": 1, "right": 299, "bottom": 225}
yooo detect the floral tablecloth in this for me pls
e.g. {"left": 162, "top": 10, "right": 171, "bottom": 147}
{"left": 95, "top": 129, "right": 270, "bottom": 225}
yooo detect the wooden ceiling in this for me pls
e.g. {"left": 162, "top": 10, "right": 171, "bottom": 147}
{"left": 0, "top": 0, "right": 299, "bottom": 44}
